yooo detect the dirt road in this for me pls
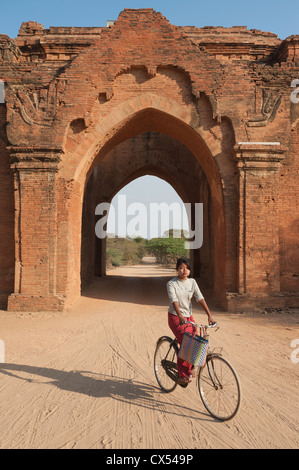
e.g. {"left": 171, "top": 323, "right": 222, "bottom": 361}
{"left": 0, "top": 262, "right": 298, "bottom": 449}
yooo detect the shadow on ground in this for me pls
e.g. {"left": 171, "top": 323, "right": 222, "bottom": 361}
{"left": 0, "top": 363, "right": 213, "bottom": 422}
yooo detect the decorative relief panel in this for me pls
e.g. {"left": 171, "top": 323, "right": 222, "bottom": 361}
{"left": 12, "top": 79, "right": 66, "bottom": 127}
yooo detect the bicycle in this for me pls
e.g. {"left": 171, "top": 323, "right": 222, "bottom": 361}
{"left": 154, "top": 321, "right": 241, "bottom": 421}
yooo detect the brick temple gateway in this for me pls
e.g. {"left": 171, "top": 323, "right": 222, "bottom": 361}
{"left": 0, "top": 8, "right": 298, "bottom": 312}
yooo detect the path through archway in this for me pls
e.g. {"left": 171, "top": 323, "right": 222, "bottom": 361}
{"left": 80, "top": 122, "right": 225, "bottom": 306}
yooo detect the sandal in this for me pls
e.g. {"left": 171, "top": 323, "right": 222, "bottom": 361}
{"left": 177, "top": 377, "right": 191, "bottom": 387}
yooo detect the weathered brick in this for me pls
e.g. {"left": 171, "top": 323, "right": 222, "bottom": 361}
{"left": 0, "top": 8, "right": 298, "bottom": 312}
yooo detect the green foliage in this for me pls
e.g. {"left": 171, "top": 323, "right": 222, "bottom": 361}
{"left": 106, "top": 236, "right": 147, "bottom": 267}
{"left": 106, "top": 231, "right": 188, "bottom": 268}
{"left": 146, "top": 233, "right": 188, "bottom": 267}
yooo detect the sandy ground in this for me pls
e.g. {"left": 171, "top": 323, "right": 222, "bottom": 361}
{"left": 0, "top": 259, "right": 298, "bottom": 449}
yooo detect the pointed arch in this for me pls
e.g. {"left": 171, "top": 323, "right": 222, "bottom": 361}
{"left": 69, "top": 104, "right": 229, "bottom": 305}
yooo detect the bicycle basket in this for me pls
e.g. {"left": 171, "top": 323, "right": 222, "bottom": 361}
{"left": 178, "top": 331, "right": 208, "bottom": 367}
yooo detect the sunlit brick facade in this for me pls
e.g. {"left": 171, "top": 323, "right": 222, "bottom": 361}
{"left": 0, "top": 9, "right": 298, "bottom": 311}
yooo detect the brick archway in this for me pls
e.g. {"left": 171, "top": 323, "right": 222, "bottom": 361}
{"left": 74, "top": 105, "right": 229, "bottom": 308}
{"left": 7, "top": 98, "right": 236, "bottom": 312}
{"left": 81, "top": 144, "right": 214, "bottom": 295}
{"left": 3, "top": 8, "right": 297, "bottom": 312}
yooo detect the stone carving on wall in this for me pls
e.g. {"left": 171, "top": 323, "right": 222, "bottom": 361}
{"left": 14, "top": 79, "right": 66, "bottom": 127}
{"left": 247, "top": 87, "right": 282, "bottom": 127}
{"left": 0, "top": 36, "right": 20, "bottom": 63}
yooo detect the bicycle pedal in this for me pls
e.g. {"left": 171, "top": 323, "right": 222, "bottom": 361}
{"left": 177, "top": 379, "right": 191, "bottom": 388}
{"left": 178, "top": 382, "right": 189, "bottom": 388}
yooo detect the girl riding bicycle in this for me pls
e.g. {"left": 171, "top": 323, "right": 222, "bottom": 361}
{"left": 167, "top": 257, "right": 215, "bottom": 385}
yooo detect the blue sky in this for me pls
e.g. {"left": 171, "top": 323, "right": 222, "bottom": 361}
{"left": 1, "top": 1, "right": 298, "bottom": 236}
{"left": 0, "top": 0, "right": 298, "bottom": 40}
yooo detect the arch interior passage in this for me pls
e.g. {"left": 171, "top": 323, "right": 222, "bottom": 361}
{"left": 81, "top": 131, "right": 215, "bottom": 297}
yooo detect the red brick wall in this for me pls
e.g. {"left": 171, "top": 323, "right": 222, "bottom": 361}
{"left": 0, "top": 9, "right": 298, "bottom": 311}
{"left": 279, "top": 120, "right": 299, "bottom": 298}
{"left": 0, "top": 105, "right": 14, "bottom": 307}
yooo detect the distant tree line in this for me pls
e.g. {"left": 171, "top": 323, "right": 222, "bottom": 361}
{"left": 106, "top": 230, "right": 188, "bottom": 268}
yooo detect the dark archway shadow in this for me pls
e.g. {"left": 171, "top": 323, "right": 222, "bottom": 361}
{"left": 82, "top": 256, "right": 219, "bottom": 309}
{"left": 0, "top": 363, "right": 215, "bottom": 422}
{"left": 82, "top": 273, "right": 174, "bottom": 306}
{"left": 82, "top": 272, "right": 221, "bottom": 311}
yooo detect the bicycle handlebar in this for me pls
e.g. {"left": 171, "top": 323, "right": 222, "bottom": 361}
{"left": 185, "top": 321, "right": 218, "bottom": 329}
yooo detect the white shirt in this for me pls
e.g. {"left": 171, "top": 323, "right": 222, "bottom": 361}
{"left": 167, "top": 276, "right": 204, "bottom": 317}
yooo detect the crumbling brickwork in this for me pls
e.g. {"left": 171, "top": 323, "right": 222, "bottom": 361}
{"left": 0, "top": 9, "right": 298, "bottom": 312}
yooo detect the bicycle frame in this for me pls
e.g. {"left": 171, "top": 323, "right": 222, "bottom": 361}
{"left": 204, "top": 353, "right": 223, "bottom": 389}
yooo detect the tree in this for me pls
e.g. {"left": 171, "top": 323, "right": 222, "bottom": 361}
{"left": 106, "top": 236, "right": 147, "bottom": 267}
{"left": 146, "top": 231, "right": 188, "bottom": 267}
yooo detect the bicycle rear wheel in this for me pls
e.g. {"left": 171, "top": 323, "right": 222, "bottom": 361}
{"left": 154, "top": 336, "right": 178, "bottom": 393}
{"left": 198, "top": 354, "right": 241, "bottom": 421}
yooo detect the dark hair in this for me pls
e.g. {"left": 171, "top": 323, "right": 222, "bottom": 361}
{"left": 176, "top": 257, "right": 190, "bottom": 270}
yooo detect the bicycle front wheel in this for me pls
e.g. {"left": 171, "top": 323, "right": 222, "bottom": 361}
{"left": 198, "top": 354, "right": 241, "bottom": 421}
{"left": 154, "top": 336, "right": 178, "bottom": 393}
